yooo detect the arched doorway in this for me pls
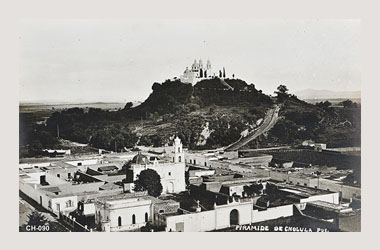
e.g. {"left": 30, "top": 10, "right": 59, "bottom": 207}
{"left": 230, "top": 209, "right": 239, "bottom": 226}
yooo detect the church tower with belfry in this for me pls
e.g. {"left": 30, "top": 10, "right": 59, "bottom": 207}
{"left": 173, "top": 136, "right": 184, "bottom": 163}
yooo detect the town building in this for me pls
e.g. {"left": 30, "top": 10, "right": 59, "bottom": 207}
{"left": 95, "top": 192, "right": 180, "bottom": 232}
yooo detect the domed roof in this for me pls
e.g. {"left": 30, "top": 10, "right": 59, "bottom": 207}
{"left": 131, "top": 152, "right": 149, "bottom": 165}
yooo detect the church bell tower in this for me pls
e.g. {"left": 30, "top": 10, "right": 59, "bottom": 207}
{"left": 173, "top": 136, "right": 184, "bottom": 163}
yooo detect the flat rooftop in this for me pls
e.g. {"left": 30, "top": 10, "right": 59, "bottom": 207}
{"left": 48, "top": 161, "right": 78, "bottom": 169}
{"left": 308, "top": 200, "right": 353, "bottom": 213}
{"left": 96, "top": 192, "right": 148, "bottom": 203}
{"left": 277, "top": 183, "right": 332, "bottom": 197}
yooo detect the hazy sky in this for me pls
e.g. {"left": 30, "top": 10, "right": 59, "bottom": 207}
{"left": 20, "top": 19, "right": 360, "bottom": 103}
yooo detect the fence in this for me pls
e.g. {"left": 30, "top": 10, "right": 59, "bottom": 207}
{"left": 59, "top": 212, "right": 91, "bottom": 232}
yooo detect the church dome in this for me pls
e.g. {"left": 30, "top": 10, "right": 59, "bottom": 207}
{"left": 131, "top": 152, "right": 149, "bottom": 165}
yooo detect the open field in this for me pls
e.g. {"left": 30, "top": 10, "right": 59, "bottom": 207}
{"left": 20, "top": 102, "right": 128, "bottom": 113}
{"left": 302, "top": 98, "right": 361, "bottom": 105}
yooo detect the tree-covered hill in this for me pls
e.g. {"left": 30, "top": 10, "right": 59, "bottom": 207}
{"left": 126, "top": 77, "right": 272, "bottom": 118}
{"left": 19, "top": 78, "right": 361, "bottom": 157}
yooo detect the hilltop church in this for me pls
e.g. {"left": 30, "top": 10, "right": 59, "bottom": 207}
{"left": 180, "top": 59, "right": 217, "bottom": 85}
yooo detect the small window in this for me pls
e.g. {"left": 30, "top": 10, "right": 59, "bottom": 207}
{"left": 118, "top": 216, "right": 122, "bottom": 227}
{"left": 159, "top": 209, "right": 165, "bottom": 214}
{"left": 66, "top": 200, "right": 73, "bottom": 208}
{"left": 168, "top": 172, "right": 171, "bottom": 176}
{"left": 178, "top": 156, "right": 182, "bottom": 162}
{"left": 178, "top": 147, "right": 180, "bottom": 153}
{"left": 57, "top": 174, "right": 60, "bottom": 178}
{"left": 304, "top": 183, "right": 307, "bottom": 187}
{"left": 145, "top": 212, "right": 148, "bottom": 222}
{"left": 132, "top": 214, "right": 136, "bottom": 224}
{"left": 204, "top": 162, "right": 207, "bottom": 167}
{"left": 68, "top": 173, "right": 71, "bottom": 178}
{"left": 77, "top": 162, "right": 82, "bottom": 166}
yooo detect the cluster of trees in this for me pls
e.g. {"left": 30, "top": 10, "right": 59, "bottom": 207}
{"left": 194, "top": 78, "right": 272, "bottom": 107}
{"left": 19, "top": 113, "right": 60, "bottom": 157}
{"left": 344, "top": 169, "right": 361, "bottom": 187}
{"left": 340, "top": 99, "right": 359, "bottom": 108}
{"left": 262, "top": 85, "right": 361, "bottom": 148}
{"left": 127, "top": 79, "right": 193, "bottom": 117}
{"left": 175, "top": 115, "right": 206, "bottom": 149}
{"left": 138, "top": 134, "right": 167, "bottom": 147}
{"left": 42, "top": 108, "right": 138, "bottom": 152}
{"left": 90, "top": 124, "right": 138, "bottom": 151}
{"left": 21, "top": 211, "right": 57, "bottom": 232}
{"left": 205, "top": 115, "right": 247, "bottom": 148}
{"left": 316, "top": 100, "right": 332, "bottom": 110}
{"left": 243, "top": 183, "right": 264, "bottom": 197}
{"left": 218, "top": 67, "right": 226, "bottom": 78}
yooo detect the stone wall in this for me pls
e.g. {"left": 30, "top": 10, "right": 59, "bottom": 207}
{"left": 165, "top": 199, "right": 294, "bottom": 232}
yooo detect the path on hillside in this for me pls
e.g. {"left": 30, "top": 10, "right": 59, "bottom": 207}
{"left": 224, "top": 105, "right": 280, "bottom": 151}
{"left": 219, "top": 78, "right": 234, "bottom": 90}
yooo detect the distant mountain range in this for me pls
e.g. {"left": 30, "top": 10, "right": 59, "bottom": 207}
{"left": 294, "top": 89, "right": 361, "bottom": 100}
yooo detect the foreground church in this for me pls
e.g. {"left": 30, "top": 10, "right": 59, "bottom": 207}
{"left": 125, "top": 136, "right": 186, "bottom": 194}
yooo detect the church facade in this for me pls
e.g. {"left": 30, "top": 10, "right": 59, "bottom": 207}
{"left": 127, "top": 136, "right": 186, "bottom": 194}
{"left": 180, "top": 59, "right": 215, "bottom": 85}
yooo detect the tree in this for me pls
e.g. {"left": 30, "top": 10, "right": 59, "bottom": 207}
{"left": 223, "top": 67, "right": 226, "bottom": 78}
{"left": 252, "top": 183, "right": 264, "bottom": 195}
{"left": 219, "top": 70, "right": 222, "bottom": 78}
{"left": 28, "top": 140, "right": 43, "bottom": 156}
{"left": 316, "top": 101, "right": 332, "bottom": 110}
{"left": 124, "top": 102, "right": 133, "bottom": 109}
{"left": 275, "top": 84, "right": 289, "bottom": 95}
{"left": 341, "top": 99, "right": 358, "bottom": 108}
{"left": 26, "top": 211, "right": 48, "bottom": 226}
{"left": 275, "top": 84, "right": 290, "bottom": 102}
{"left": 134, "top": 169, "right": 163, "bottom": 197}
{"left": 243, "top": 185, "right": 254, "bottom": 197}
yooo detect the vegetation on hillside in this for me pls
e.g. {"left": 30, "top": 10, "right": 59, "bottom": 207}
{"left": 250, "top": 85, "right": 361, "bottom": 148}
{"left": 19, "top": 78, "right": 360, "bottom": 156}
